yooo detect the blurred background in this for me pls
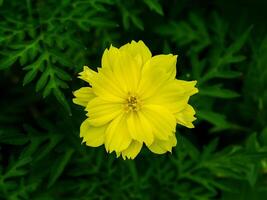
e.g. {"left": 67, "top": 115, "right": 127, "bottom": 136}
{"left": 1, "top": 0, "right": 267, "bottom": 199}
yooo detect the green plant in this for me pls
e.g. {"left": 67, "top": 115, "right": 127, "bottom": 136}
{"left": 1, "top": 0, "right": 267, "bottom": 199}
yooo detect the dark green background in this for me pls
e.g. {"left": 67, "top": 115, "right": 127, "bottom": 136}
{"left": 1, "top": 0, "right": 267, "bottom": 199}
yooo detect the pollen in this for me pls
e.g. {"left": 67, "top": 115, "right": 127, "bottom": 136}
{"left": 125, "top": 95, "right": 141, "bottom": 112}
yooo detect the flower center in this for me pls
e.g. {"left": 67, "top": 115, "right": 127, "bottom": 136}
{"left": 125, "top": 95, "right": 141, "bottom": 112}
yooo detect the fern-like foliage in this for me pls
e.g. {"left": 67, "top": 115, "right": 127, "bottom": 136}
{"left": 0, "top": 0, "right": 166, "bottom": 114}
{"left": 0, "top": 1, "right": 111, "bottom": 114}
{"left": 156, "top": 12, "right": 251, "bottom": 132}
{"left": 1, "top": 0, "right": 267, "bottom": 200}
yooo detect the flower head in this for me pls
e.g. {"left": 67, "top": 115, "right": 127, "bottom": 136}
{"left": 73, "top": 40, "right": 198, "bottom": 159}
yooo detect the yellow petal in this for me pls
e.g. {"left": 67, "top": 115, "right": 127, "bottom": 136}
{"left": 80, "top": 119, "right": 107, "bottom": 147}
{"left": 142, "top": 105, "right": 176, "bottom": 140}
{"left": 86, "top": 97, "right": 123, "bottom": 126}
{"left": 175, "top": 104, "right": 196, "bottom": 128}
{"left": 101, "top": 46, "right": 121, "bottom": 71}
{"left": 145, "top": 83, "right": 188, "bottom": 113}
{"left": 126, "top": 111, "right": 154, "bottom": 146}
{"left": 105, "top": 114, "right": 132, "bottom": 153}
{"left": 121, "top": 140, "right": 142, "bottom": 160}
{"left": 100, "top": 46, "right": 142, "bottom": 95}
{"left": 148, "top": 54, "right": 177, "bottom": 80}
{"left": 73, "top": 87, "right": 95, "bottom": 107}
{"left": 91, "top": 69, "right": 126, "bottom": 102}
{"left": 145, "top": 79, "right": 198, "bottom": 113}
{"left": 120, "top": 40, "right": 152, "bottom": 65}
{"left": 148, "top": 134, "right": 177, "bottom": 154}
{"left": 137, "top": 63, "right": 169, "bottom": 99}
{"left": 94, "top": 67, "right": 127, "bottom": 99}
{"left": 113, "top": 50, "right": 141, "bottom": 93}
{"left": 78, "top": 66, "right": 97, "bottom": 85}
{"left": 102, "top": 46, "right": 141, "bottom": 93}
{"left": 176, "top": 80, "right": 198, "bottom": 96}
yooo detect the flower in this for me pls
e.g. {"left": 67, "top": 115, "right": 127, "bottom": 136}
{"left": 73, "top": 40, "right": 198, "bottom": 159}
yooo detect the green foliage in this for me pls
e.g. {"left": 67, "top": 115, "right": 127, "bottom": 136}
{"left": 156, "top": 12, "right": 251, "bottom": 132}
{"left": 1, "top": 0, "right": 267, "bottom": 199}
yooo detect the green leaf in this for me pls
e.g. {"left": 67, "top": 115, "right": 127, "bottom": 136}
{"left": 49, "top": 50, "right": 74, "bottom": 67}
{"left": 180, "top": 135, "right": 200, "bottom": 160}
{"left": 201, "top": 138, "right": 219, "bottom": 160}
{"left": 197, "top": 110, "right": 232, "bottom": 129}
{"left": 130, "top": 15, "right": 144, "bottom": 30}
{"left": 0, "top": 55, "right": 18, "bottom": 69}
{"left": 48, "top": 149, "right": 74, "bottom": 188}
{"left": 214, "top": 70, "right": 242, "bottom": 79}
{"left": 54, "top": 67, "right": 72, "bottom": 81}
{"left": 144, "top": 0, "right": 163, "bottom": 15}
{"left": 211, "top": 12, "right": 228, "bottom": 45}
{"left": 0, "top": 129, "right": 29, "bottom": 145}
{"left": 43, "top": 81, "right": 53, "bottom": 98}
{"left": 222, "top": 55, "right": 246, "bottom": 64}
{"left": 36, "top": 68, "right": 50, "bottom": 91}
{"left": 88, "top": 17, "right": 118, "bottom": 28}
{"left": 22, "top": 124, "right": 63, "bottom": 161}
{"left": 200, "top": 85, "right": 240, "bottom": 99}
{"left": 259, "top": 127, "right": 267, "bottom": 145}
{"left": 246, "top": 164, "right": 259, "bottom": 187}
{"left": 19, "top": 51, "right": 28, "bottom": 65}
{"left": 53, "top": 88, "right": 72, "bottom": 116}
{"left": 4, "top": 157, "right": 32, "bottom": 179}
{"left": 23, "top": 67, "right": 39, "bottom": 86}
{"left": 222, "top": 180, "right": 267, "bottom": 200}
{"left": 122, "top": 11, "right": 130, "bottom": 30}
{"left": 226, "top": 26, "right": 252, "bottom": 55}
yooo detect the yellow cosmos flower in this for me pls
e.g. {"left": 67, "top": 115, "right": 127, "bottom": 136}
{"left": 73, "top": 40, "right": 198, "bottom": 159}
